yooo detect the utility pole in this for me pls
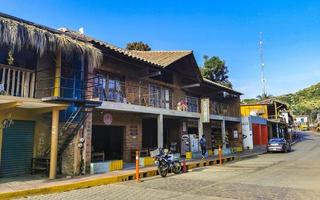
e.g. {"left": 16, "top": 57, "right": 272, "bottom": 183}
{"left": 259, "top": 32, "right": 266, "bottom": 97}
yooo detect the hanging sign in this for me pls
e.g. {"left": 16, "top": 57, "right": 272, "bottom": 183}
{"left": 103, "top": 113, "right": 113, "bottom": 125}
{"left": 201, "top": 98, "right": 210, "bottom": 123}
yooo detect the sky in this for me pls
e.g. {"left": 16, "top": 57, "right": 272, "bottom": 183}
{"left": 1, "top": 0, "right": 320, "bottom": 99}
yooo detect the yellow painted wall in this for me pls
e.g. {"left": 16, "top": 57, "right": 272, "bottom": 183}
{"left": 240, "top": 105, "right": 268, "bottom": 119}
{"left": 0, "top": 108, "right": 50, "bottom": 167}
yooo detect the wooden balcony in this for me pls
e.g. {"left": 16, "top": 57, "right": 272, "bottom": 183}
{"left": 94, "top": 80, "right": 200, "bottom": 113}
{"left": 0, "top": 64, "right": 35, "bottom": 98}
{"left": 210, "top": 100, "right": 240, "bottom": 117}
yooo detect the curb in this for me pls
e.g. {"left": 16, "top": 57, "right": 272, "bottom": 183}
{"left": 235, "top": 151, "right": 267, "bottom": 160}
{"left": 0, "top": 156, "right": 235, "bottom": 199}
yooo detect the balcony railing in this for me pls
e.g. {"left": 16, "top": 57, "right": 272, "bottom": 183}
{"left": 210, "top": 100, "right": 240, "bottom": 117}
{"left": 0, "top": 64, "right": 36, "bottom": 98}
{"left": 93, "top": 80, "right": 200, "bottom": 113}
{"left": 36, "top": 75, "right": 101, "bottom": 101}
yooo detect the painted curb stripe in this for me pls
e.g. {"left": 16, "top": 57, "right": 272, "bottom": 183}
{"left": 0, "top": 156, "right": 234, "bottom": 200}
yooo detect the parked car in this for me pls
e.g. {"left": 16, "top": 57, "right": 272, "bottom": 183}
{"left": 267, "top": 138, "right": 291, "bottom": 153}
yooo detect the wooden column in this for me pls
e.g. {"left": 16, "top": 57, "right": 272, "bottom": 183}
{"left": 274, "top": 102, "right": 277, "bottom": 119}
{"left": 157, "top": 114, "right": 163, "bottom": 148}
{"left": 54, "top": 47, "right": 61, "bottom": 97}
{"left": 49, "top": 108, "right": 60, "bottom": 179}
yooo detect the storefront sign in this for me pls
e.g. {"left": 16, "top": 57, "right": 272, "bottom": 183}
{"left": 103, "top": 113, "right": 112, "bottom": 125}
{"left": 201, "top": 98, "right": 210, "bottom": 123}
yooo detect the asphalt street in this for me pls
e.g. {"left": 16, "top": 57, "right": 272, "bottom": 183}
{"left": 20, "top": 132, "right": 320, "bottom": 200}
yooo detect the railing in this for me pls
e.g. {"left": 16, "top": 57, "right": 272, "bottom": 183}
{"left": 93, "top": 79, "right": 200, "bottom": 113}
{"left": 210, "top": 100, "right": 240, "bottom": 117}
{"left": 268, "top": 115, "right": 286, "bottom": 123}
{"left": 0, "top": 64, "right": 36, "bottom": 98}
{"left": 36, "top": 74, "right": 102, "bottom": 100}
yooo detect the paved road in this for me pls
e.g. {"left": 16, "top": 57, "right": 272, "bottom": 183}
{"left": 20, "top": 132, "right": 320, "bottom": 200}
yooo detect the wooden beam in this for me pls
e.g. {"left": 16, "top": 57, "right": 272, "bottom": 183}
{"left": 0, "top": 101, "right": 22, "bottom": 110}
{"left": 142, "top": 71, "right": 161, "bottom": 78}
{"left": 181, "top": 83, "right": 200, "bottom": 89}
{"left": 31, "top": 105, "right": 68, "bottom": 115}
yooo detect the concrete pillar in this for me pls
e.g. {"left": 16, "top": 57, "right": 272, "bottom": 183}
{"left": 198, "top": 119, "right": 203, "bottom": 138}
{"left": 276, "top": 124, "right": 279, "bottom": 138}
{"left": 157, "top": 114, "right": 163, "bottom": 148}
{"left": 49, "top": 108, "right": 60, "bottom": 179}
{"left": 221, "top": 120, "right": 226, "bottom": 149}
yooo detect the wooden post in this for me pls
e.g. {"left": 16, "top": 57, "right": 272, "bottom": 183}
{"left": 135, "top": 151, "right": 140, "bottom": 182}
{"left": 49, "top": 108, "right": 59, "bottom": 179}
{"left": 274, "top": 101, "right": 277, "bottom": 119}
{"left": 138, "top": 81, "right": 142, "bottom": 105}
{"left": 54, "top": 47, "right": 61, "bottom": 97}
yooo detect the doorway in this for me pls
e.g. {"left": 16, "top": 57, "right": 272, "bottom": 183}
{"left": 0, "top": 120, "right": 35, "bottom": 177}
{"left": 92, "top": 125, "right": 124, "bottom": 162}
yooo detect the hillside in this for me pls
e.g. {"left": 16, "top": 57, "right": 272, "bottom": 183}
{"left": 277, "top": 82, "right": 320, "bottom": 117}
{"left": 242, "top": 82, "right": 320, "bottom": 118}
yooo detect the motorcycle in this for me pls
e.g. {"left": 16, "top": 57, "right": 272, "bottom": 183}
{"left": 152, "top": 148, "right": 182, "bottom": 177}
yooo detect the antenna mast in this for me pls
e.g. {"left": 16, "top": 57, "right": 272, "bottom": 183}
{"left": 259, "top": 32, "right": 266, "bottom": 96}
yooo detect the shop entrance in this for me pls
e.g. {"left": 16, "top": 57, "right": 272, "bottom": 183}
{"left": 164, "top": 118, "right": 180, "bottom": 152}
{"left": 142, "top": 118, "right": 157, "bottom": 150}
{"left": 92, "top": 125, "right": 124, "bottom": 162}
{"left": 211, "top": 120, "right": 222, "bottom": 148}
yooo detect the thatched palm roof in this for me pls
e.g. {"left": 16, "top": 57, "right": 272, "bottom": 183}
{"left": 0, "top": 12, "right": 102, "bottom": 68}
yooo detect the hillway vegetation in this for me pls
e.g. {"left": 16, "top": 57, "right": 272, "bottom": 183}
{"left": 242, "top": 82, "right": 320, "bottom": 120}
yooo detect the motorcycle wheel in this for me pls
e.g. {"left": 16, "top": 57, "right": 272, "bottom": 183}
{"left": 158, "top": 165, "right": 168, "bottom": 177}
{"left": 172, "top": 161, "right": 182, "bottom": 174}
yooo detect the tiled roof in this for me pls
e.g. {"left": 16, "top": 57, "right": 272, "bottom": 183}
{"left": 203, "top": 78, "right": 242, "bottom": 95}
{"left": 129, "top": 50, "right": 193, "bottom": 67}
{"left": 48, "top": 28, "right": 164, "bottom": 68}
{"left": 58, "top": 30, "right": 190, "bottom": 68}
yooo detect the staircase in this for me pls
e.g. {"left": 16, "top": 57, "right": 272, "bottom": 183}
{"left": 32, "top": 74, "right": 102, "bottom": 176}
{"left": 32, "top": 105, "right": 92, "bottom": 175}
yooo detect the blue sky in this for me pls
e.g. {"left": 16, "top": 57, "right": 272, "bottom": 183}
{"left": 1, "top": 0, "right": 320, "bottom": 98}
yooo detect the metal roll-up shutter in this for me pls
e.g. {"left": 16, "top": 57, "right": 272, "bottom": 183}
{"left": 0, "top": 120, "right": 35, "bottom": 177}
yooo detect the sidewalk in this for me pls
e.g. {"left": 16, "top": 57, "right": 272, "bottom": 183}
{"left": 235, "top": 145, "right": 267, "bottom": 159}
{"left": 0, "top": 155, "right": 236, "bottom": 199}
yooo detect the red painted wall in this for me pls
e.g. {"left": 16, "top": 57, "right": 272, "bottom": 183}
{"left": 252, "top": 124, "right": 269, "bottom": 145}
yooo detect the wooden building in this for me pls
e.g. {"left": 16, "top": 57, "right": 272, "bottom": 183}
{"left": 0, "top": 12, "right": 243, "bottom": 178}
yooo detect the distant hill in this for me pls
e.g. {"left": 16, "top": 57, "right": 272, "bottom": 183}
{"left": 242, "top": 82, "right": 320, "bottom": 118}
{"left": 277, "top": 82, "right": 320, "bottom": 117}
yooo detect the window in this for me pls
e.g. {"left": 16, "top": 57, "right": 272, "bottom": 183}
{"left": 186, "top": 96, "right": 199, "bottom": 112}
{"left": 149, "top": 84, "right": 171, "bottom": 109}
{"left": 94, "top": 73, "right": 124, "bottom": 102}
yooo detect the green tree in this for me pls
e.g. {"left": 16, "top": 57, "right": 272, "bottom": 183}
{"left": 126, "top": 41, "right": 151, "bottom": 51}
{"left": 201, "top": 55, "right": 232, "bottom": 88}
{"left": 256, "top": 93, "right": 274, "bottom": 100}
